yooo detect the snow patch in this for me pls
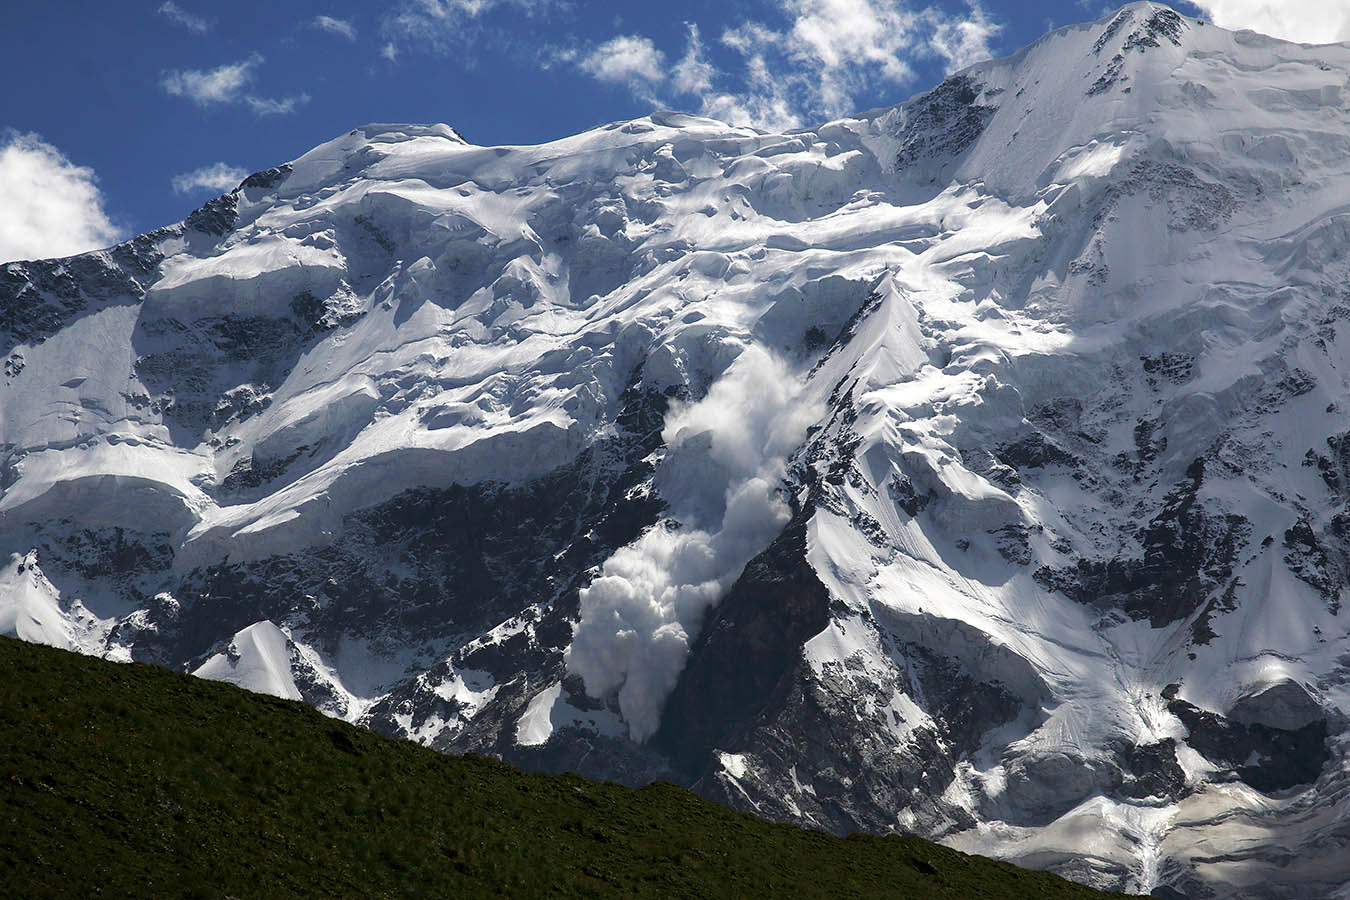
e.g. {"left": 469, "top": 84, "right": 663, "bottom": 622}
{"left": 0, "top": 551, "right": 74, "bottom": 650}
{"left": 193, "top": 620, "right": 302, "bottom": 701}
{"left": 516, "top": 682, "right": 563, "bottom": 747}
{"left": 719, "top": 752, "right": 749, "bottom": 780}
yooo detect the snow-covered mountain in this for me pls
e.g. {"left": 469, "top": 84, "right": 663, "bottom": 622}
{"left": 5, "top": 3, "right": 1350, "bottom": 895}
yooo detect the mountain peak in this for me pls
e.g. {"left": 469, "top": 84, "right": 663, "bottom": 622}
{"left": 1092, "top": 3, "right": 1187, "bottom": 53}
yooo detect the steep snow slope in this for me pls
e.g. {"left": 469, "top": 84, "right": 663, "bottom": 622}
{"left": 4, "top": 4, "right": 1350, "bottom": 896}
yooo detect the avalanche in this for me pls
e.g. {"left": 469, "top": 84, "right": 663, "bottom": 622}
{"left": 4, "top": 4, "right": 1350, "bottom": 897}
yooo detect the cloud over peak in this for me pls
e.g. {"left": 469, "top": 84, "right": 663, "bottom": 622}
{"left": 0, "top": 133, "right": 120, "bottom": 265}
{"left": 171, "top": 162, "right": 250, "bottom": 195}
{"left": 1182, "top": 0, "right": 1350, "bottom": 45}
{"left": 566, "top": 0, "right": 1001, "bottom": 131}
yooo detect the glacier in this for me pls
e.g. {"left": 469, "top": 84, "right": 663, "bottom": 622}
{"left": 4, "top": 4, "right": 1350, "bottom": 896}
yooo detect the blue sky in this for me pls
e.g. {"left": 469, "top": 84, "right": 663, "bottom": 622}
{"left": 0, "top": 0, "right": 1340, "bottom": 263}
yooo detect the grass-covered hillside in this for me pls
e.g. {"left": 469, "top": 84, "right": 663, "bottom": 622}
{"left": 0, "top": 636, "right": 1134, "bottom": 899}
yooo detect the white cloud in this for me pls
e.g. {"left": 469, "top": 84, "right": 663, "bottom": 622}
{"left": 162, "top": 55, "right": 307, "bottom": 115}
{"left": 313, "top": 15, "right": 357, "bottom": 41}
{"left": 927, "top": 3, "right": 1000, "bottom": 72}
{"left": 775, "top": 0, "right": 920, "bottom": 111}
{"left": 245, "top": 93, "right": 310, "bottom": 116}
{"left": 162, "top": 55, "right": 260, "bottom": 105}
{"left": 392, "top": 0, "right": 554, "bottom": 22}
{"left": 671, "top": 24, "right": 715, "bottom": 97}
{"left": 567, "top": 346, "right": 820, "bottom": 741}
{"left": 0, "top": 133, "right": 120, "bottom": 265}
{"left": 382, "top": 0, "right": 999, "bottom": 129}
{"left": 1183, "top": 0, "right": 1350, "bottom": 44}
{"left": 561, "top": 1, "right": 1000, "bottom": 131}
{"left": 714, "top": 0, "right": 1000, "bottom": 123}
{"left": 698, "top": 50, "right": 805, "bottom": 132}
{"left": 158, "top": 1, "right": 208, "bottom": 33}
{"left": 384, "top": 0, "right": 557, "bottom": 52}
{"left": 580, "top": 36, "right": 667, "bottom": 99}
{"left": 171, "top": 162, "right": 250, "bottom": 195}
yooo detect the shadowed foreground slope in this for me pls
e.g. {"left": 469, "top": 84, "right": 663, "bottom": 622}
{"left": 0, "top": 636, "right": 1132, "bottom": 899}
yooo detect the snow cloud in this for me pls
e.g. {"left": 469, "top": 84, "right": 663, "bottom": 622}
{"left": 158, "top": 1, "right": 209, "bottom": 34}
{"left": 0, "top": 133, "right": 120, "bottom": 265}
{"left": 567, "top": 0, "right": 1001, "bottom": 130}
{"left": 171, "top": 162, "right": 249, "bottom": 195}
{"left": 162, "top": 55, "right": 308, "bottom": 115}
{"left": 566, "top": 346, "right": 820, "bottom": 741}
{"left": 1183, "top": 0, "right": 1350, "bottom": 44}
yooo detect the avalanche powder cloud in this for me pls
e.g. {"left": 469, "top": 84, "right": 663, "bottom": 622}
{"left": 566, "top": 345, "right": 821, "bottom": 741}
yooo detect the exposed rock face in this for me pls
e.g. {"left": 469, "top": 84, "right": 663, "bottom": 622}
{"left": 1229, "top": 681, "right": 1325, "bottom": 733}
{"left": 6, "top": 6, "right": 1350, "bottom": 898}
{"left": 891, "top": 74, "right": 998, "bottom": 177}
{"left": 1165, "top": 684, "right": 1330, "bottom": 795}
{"left": 1033, "top": 459, "right": 1252, "bottom": 628}
{"left": 656, "top": 515, "right": 832, "bottom": 775}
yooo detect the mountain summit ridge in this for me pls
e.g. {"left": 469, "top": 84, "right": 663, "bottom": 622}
{"left": 4, "top": 5, "right": 1350, "bottom": 897}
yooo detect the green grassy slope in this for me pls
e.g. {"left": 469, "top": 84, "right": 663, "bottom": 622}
{"left": 0, "top": 636, "right": 1135, "bottom": 899}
